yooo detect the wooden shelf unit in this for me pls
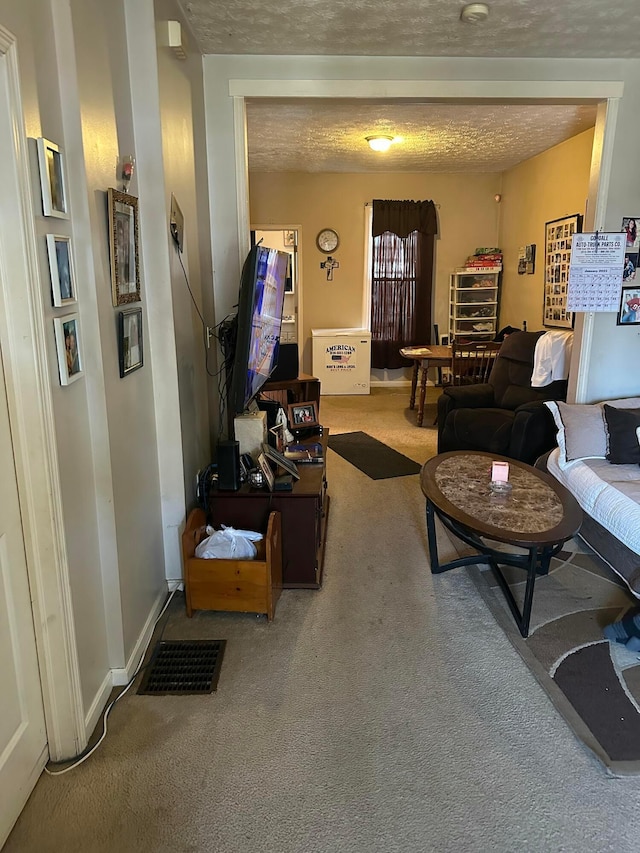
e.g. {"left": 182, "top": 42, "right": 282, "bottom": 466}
{"left": 449, "top": 270, "right": 500, "bottom": 341}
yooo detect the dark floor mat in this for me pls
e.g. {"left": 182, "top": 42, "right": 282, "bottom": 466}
{"left": 328, "top": 431, "right": 421, "bottom": 480}
{"left": 137, "top": 640, "right": 226, "bottom": 695}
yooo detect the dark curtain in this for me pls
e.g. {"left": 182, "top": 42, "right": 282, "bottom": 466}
{"left": 370, "top": 199, "right": 438, "bottom": 369}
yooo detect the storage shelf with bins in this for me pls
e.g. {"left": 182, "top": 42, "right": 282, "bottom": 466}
{"left": 449, "top": 270, "right": 500, "bottom": 341}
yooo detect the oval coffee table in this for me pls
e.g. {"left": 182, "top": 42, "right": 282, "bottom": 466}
{"left": 420, "top": 451, "right": 582, "bottom": 637}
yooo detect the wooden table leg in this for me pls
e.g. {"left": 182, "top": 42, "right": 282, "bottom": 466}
{"left": 417, "top": 362, "right": 428, "bottom": 427}
{"left": 409, "top": 361, "right": 418, "bottom": 410}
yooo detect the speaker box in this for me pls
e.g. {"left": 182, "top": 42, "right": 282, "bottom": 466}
{"left": 270, "top": 343, "right": 299, "bottom": 382}
{"left": 217, "top": 440, "right": 240, "bottom": 491}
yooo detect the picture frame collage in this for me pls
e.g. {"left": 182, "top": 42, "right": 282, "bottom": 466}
{"left": 543, "top": 213, "right": 583, "bottom": 329}
{"left": 36, "top": 136, "right": 144, "bottom": 384}
{"left": 37, "top": 137, "right": 82, "bottom": 386}
{"left": 619, "top": 217, "right": 640, "bottom": 325}
{"left": 108, "top": 188, "right": 144, "bottom": 375}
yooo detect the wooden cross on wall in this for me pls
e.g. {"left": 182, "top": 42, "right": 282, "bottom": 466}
{"left": 321, "top": 255, "right": 339, "bottom": 281}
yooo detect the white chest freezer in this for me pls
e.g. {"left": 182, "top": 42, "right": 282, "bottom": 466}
{"left": 311, "top": 328, "right": 371, "bottom": 395}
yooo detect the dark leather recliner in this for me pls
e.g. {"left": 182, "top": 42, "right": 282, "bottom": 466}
{"left": 437, "top": 330, "right": 567, "bottom": 464}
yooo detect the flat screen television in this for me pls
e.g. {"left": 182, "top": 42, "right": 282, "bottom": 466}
{"left": 229, "top": 244, "right": 289, "bottom": 415}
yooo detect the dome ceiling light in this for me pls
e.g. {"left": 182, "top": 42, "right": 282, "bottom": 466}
{"left": 366, "top": 135, "right": 395, "bottom": 152}
{"left": 460, "top": 3, "right": 490, "bottom": 24}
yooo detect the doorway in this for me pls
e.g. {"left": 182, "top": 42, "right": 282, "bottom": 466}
{"left": 251, "top": 226, "right": 301, "bottom": 354}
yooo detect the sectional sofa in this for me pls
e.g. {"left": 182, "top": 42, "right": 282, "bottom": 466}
{"left": 541, "top": 397, "right": 640, "bottom": 597}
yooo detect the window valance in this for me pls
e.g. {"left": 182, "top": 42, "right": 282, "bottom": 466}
{"left": 372, "top": 199, "right": 438, "bottom": 239}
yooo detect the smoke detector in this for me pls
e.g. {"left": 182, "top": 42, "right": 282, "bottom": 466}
{"left": 460, "top": 3, "right": 490, "bottom": 24}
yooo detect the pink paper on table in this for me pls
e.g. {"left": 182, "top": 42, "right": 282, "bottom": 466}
{"left": 491, "top": 461, "right": 509, "bottom": 483}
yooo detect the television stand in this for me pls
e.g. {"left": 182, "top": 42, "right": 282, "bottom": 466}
{"left": 208, "top": 429, "right": 329, "bottom": 588}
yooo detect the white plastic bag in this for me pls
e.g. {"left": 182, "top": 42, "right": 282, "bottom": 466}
{"left": 195, "top": 525, "right": 263, "bottom": 560}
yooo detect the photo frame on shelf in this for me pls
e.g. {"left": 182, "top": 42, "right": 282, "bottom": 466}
{"left": 543, "top": 213, "right": 582, "bottom": 329}
{"left": 262, "top": 442, "right": 300, "bottom": 479}
{"left": 269, "top": 422, "right": 284, "bottom": 452}
{"left": 288, "top": 400, "right": 319, "bottom": 430}
{"left": 108, "top": 188, "right": 140, "bottom": 306}
{"left": 36, "top": 137, "right": 69, "bottom": 219}
{"left": 117, "top": 306, "right": 143, "bottom": 377}
{"left": 46, "top": 234, "right": 76, "bottom": 307}
{"left": 617, "top": 286, "right": 640, "bottom": 325}
{"left": 53, "top": 313, "right": 83, "bottom": 385}
{"left": 257, "top": 451, "right": 275, "bottom": 491}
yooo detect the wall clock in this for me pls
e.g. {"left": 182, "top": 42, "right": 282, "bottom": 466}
{"left": 316, "top": 228, "right": 339, "bottom": 254}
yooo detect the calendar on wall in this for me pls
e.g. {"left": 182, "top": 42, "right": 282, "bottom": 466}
{"left": 543, "top": 213, "right": 583, "bottom": 329}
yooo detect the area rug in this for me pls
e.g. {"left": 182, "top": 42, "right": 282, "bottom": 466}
{"left": 328, "top": 431, "right": 421, "bottom": 480}
{"left": 465, "top": 541, "right": 640, "bottom": 775}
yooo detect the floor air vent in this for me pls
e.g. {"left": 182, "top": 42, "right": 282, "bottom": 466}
{"left": 137, "top": 640, "right": 226, "bottom": 695}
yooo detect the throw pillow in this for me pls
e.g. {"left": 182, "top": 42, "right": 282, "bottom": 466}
{"left": 603, "top": 405, "right": 640, "bottom": 464}
{"left": 545, "top": 401, "right": 607, "bottom": 467}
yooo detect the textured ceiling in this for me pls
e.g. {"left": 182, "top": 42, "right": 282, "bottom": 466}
{"left": 246, "top": 100, "right": 597, "bottom": 173}
{"left": 182, "top": 0, "right": 640, "bottom": 58}
{"left": 181, "top": 0, "right": 613, "bottom": 172}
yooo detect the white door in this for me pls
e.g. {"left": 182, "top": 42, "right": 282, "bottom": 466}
{"left": 0, "top": 341, "right": 48, "bottom": 846}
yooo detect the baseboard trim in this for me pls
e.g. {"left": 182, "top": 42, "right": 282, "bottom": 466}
{"left": 370, "top": 379, "right": 413, "bottom": 388}
{"left": 84, "top": 671, "right": 113, "bottom": 740}
{"left": 111, "top": 583, "right": 171, "bottom": 686}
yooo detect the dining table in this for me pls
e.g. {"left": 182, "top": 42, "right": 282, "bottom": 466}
{"left": 399, "top": 344, "right": 453, "bottom": 427}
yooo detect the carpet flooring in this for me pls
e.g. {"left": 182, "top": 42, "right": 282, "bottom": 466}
{"left": 467, "top": 539, "right": 640, "bottom": 774}
{"left": 8, "top": 388, "right": 640, "bottom": 852}
{"left": 328, "top": 431, "right": 422, "bottom": 479}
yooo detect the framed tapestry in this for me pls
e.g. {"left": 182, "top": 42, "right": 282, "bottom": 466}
{"left": 543, "top": 213, "right": 583, "bottom": 329}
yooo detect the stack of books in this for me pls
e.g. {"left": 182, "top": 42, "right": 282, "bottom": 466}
{"left": 284, "top": 442, "right": 324, "bottom": 463}
{"left": 457, "top": 247, "right": 503, "bottom": 273}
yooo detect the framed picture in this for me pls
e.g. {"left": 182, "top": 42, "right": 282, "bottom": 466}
{"left": 117, "top": 307, "right": 143, "bottom": 377}
{"left": 269, "top": 423, "right": 284, "bottom": 452}
{"left": 283, "top": 230, "right": 296, "bottom": 247}
{"left": 262, "top": 441, "right": 300, "bottom": 479}
{"left": 46, "top": 234, "right": 76, "bottom": 306}
{"left": 617, "top": 287, "right": 640, "bottom": 325}
{"left": 288, "top": 400, "right": 319, "bottom": 429}
{"left": 257, "top": 451, "right": 275, "bottom": 491}
{"left": 543, "top": 213, "right": 583, "bottom": 329}
{"left": 36, "top": 137, "right": 69, "bottom": 219}
{"left": 621, "top": 217, "right": 640, "bottom": 251}
{"left": 53, "top": 313, "right": 83, "bottom": 385}
{"left": 108, "top": 188, "right": 140, "bottom": 306}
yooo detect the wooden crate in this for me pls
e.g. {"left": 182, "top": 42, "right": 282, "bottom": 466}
{"left": 182, "top": 508, "right": 282, "bottom": 620}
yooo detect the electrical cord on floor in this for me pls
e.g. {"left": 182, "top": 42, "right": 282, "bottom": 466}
{"left": 43, "top": 587, "right": 179, "bottom": 776}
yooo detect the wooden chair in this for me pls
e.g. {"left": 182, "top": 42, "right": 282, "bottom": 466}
{"left": 449, "top": 340, "right": 501, "bottom": 386}
{"left": 432, "top": 340, "right": 501, "bottom": 425}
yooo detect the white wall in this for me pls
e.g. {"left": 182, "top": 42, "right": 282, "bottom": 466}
{"left": 0, "top": 0, "right": 112, "bottom": 716}
{"left": 154, "top": 0, "right": 214, "bottom": 499}
{"left": 0, "top": 0, "right": 189, "bottom": 738}
{"left": 203, "top": 55, "right": 640, "bottom": 403}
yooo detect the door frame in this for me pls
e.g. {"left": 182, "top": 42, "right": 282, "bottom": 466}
{"left": 0, "top": 25, "right": 84, "bottom": 761}
{"left": 230, "top": 78, "right": 622, "bottom": 404}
